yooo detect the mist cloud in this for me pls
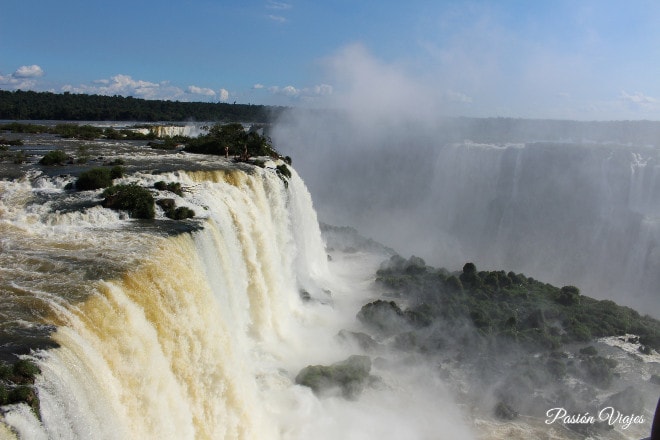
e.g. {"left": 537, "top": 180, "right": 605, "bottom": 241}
{"left": 320, "top": 43, "right": 443, "bottom": 126}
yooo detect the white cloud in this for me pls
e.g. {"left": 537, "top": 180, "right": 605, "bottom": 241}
{"left": 219, "top": 88, "right": 230, "bottom": 102}
{"left": 252, "top": 83, "right": 265, "bottom": 89}
{"left": 62, "top": 74, "right": 186, "bottom": 101}
{"left": 620, "top": 91, "right": 656, "bottom": 105}
{"left": 281, "top": 85, "right": 299, "bottom": 96}
{"left": 268, "top": 84, "right": 332, "bottom": 100}
{"left": 267, "top": 14, "right": 287, "bottom": 23}
{"left": 187, "top": 85, "right": 216, "bottom": 96}
{"left": 266, "top": 1, "right": 292, "bottom": 10}
{"left": 265, "top": 0, "right": 291, "bottom": 22}
{"left": 14, "top": 65, "right": 44, "bottom": 78}
{"left": 0, "top": 64, "right": 45, "bottom": 89}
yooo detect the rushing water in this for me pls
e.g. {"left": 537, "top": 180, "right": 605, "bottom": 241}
{"left": 0, "top": 139, "right": 655, "bottom": 439}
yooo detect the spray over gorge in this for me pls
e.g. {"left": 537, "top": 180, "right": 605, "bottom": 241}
{"left": 0, "top": 117, "right": 658, "bottom": 439}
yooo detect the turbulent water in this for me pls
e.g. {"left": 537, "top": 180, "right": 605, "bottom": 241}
{"left": 0, "top": 154, "right": 478, "bottom": 439}
{"left": 0, "top": 128, "right": 657, "bottom": 439}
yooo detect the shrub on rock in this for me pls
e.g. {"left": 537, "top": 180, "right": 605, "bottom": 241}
{"left": 76, "top": 167, "right": 113, "bottom": 190}
{"left": 357, "top": 300, "right": 407, "bottom": 334}
{"left": 102, "top": 184, "right": 155, "bottom": 219}
{"left": 295, "top": 355, "right": 372, "bottom": 399}
{"left": 39, "top": 150, "right": 69, "bottom": 166}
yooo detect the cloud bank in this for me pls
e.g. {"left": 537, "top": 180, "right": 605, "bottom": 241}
{"left": 0, "top": 64, "right": 45, "bottom": 89}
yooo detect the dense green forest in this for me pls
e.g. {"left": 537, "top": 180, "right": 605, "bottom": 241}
{"left": 348, "top": 254, "right": 660, "bottom": 432}
{"left": 0, "top": 90, "right": 285, "bottom": 122}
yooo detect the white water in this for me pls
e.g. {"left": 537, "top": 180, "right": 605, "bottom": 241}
{"left": 0, "top": 163, "right": 475, "bottom": 439}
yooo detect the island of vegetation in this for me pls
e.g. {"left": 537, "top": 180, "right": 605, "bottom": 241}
{"left": 299, "top": 254, "right": 660, "bottom": 437}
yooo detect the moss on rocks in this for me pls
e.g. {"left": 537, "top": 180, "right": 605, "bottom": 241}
{"left": 295, "top": 355, "right": 373, "bottom": 399}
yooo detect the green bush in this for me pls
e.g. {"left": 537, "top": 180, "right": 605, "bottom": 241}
{"left": 102, "top": 184, "right": 155, "bottom": 219}
{"left": 154, "top": 181, "right": 183, "bottom": 196}
{"left": 8, "top": 385, "right": 39, "bottom": 414}
{"left": 295, "top": 355, "right": 372, "bottom": 399}
{"left": 109, "top": 165, "right": 125, "bottom": 179}
{"left": 557, "top": 285, "right": 581, "bottom": 306}
{"left": 39, "top": 150, "right": 69, "bottom": 166}
{"left": 166, "top": 206, "right": 195, "bottom": 220}
{"left": 0, "top": 122, "right": 49, "bottom": 134}
{"left": 0, "top": 362, "right": 11, "bottom": 380}
{"left": 13, "top": 359, "right": 40, "bottom": 382}
{"left": 52, "top": 123, "right": 103, "bottom": 140}
{"left": 276, "top": 164, "right": 291, "bottom": 179}
{"left": 76, "top": 168, "right": 113, "bottom": 190}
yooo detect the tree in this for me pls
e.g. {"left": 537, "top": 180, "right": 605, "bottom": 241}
{"left": 557, "top": 285, "right": 580, "bottom": 306}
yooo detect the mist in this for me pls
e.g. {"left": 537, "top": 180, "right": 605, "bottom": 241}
{"left": 272, "top": 44, "right": 660, "bottom": 318}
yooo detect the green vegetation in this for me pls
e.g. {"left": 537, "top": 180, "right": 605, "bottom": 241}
{"left": 154, "top": 181, "right": 183, "bottom": 196}
{"left": 76, "top": 168, "right": 114, "bottom": 190}
{"left": 102, "top": 184, "right": 155, "bottom": 219}
{"left": 295, "top": 355, "right": 374, "bottom": 399}
{"left": 52, "top": 123, "right": 103, "bottom": 140}
{"left": 155, "top": 197, "right": 195, "bottom": 220}
{"left": 104, "top": 127, "right": 156, "bottom": 141}
{"left": 39, "top": 149, "right": 69, "bottom": 166}
{"left": 374, "top": 256, "right": 660, "bottom": 352}
{"left": 276, "top": 164, "right": 291, "bottom": 179}
{"left": 184, "top": 123, "right": 279, "bottom": 159}
{"left": 167, "top": 206, "right": 195, "bottom": 220}
{"left": 0, "top": 359, "right": 41, "bottom": 415}
{"left": 0, "top": 90, "right": 283, "bottom": 122}
{"left": 361, "top": 255, "right": 660, "bottom": 421}
{"left": 0, "top": 122, "right": 50, "bottom": 134}
{"left": 0, "top": 138, "right": 23, "bottom": 146}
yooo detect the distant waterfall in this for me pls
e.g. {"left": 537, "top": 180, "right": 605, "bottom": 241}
{"left": 274, "top": 112, "right": 660, "bottom": 314}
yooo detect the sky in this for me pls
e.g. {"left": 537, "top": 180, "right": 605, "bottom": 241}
{"left": 2, "top": 0, "right": 660, "bottom": 120}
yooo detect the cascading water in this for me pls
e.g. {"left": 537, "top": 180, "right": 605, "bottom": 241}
{"left": 273, "top": 112, "right": 660, "bottom": 316}
{"left": 2, "top": 129, "right": 657, "bottom": 439}
{"left": 0, "top": 164, "right": 333, "bottom": 439}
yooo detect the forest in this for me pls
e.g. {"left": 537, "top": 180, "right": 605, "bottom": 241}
{"left": 0, "top": 90, "right": 284, "bottom": 122}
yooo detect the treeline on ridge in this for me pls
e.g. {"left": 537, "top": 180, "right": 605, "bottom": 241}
{"left": 0, "top": 90, "right": 285, "bottom": 122}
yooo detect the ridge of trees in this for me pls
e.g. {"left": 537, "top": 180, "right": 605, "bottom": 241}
{"left": 0, "top": 90, "right": 285, "bottom": 122}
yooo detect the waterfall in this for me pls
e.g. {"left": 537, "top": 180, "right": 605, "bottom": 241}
{"left": 274, "top": 110, "right": 660, "bottom": 314}
{"left": 0, "top": 164, "right": 335, "bottom": 439}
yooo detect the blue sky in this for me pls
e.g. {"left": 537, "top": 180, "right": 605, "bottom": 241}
{"left": 2, "top": 0, "right": 660, "bottom": 120}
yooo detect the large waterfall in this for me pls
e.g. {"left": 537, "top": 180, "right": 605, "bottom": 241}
{"left": 0, "top": 165, "right": 326, "bottom": 438}
{"left": 0, "top": 161, "right": 473, "bottom": 439}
